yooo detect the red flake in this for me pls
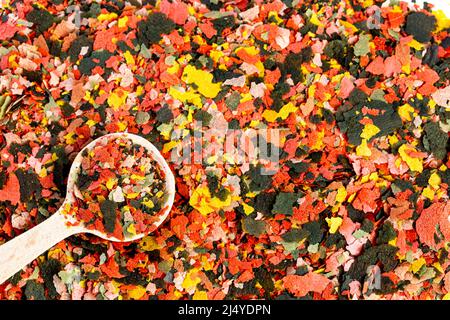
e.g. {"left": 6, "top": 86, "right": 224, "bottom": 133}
{"left": 366, "top": 56, "right": 385, "bottom": 75}
{"left": 100, "top": 257, "right": 125, "bottom": 278}
{"left": 0, "top": 22, "right": 19, "bottom": 40}
{"left": 160, "top": 0, "right": 189, "bottom": 25}
{"left": 170, "top": 215, "right": 189, "bottom": 239}
{"left": 283, "top": 273, "right": 332, "bottom": 297}
{"left": 0, "top": 173, "right": 20, "bottom": 206}
{"left": 199, "top": 22, "right": 217, "bottom": 39}
{"left": 416, "top": 203, "right": 450, "bottom": 249}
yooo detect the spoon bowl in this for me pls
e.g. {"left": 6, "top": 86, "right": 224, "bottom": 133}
{"left": 0, "top": 132, "right": 175, "bottom": 284}
{"left": 65, "top": 132, "right": 176, "bottom": 242}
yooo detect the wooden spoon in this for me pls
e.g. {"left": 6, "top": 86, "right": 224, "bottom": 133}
{"left": 0, "top": 133, "right": 175, "bottom": 285}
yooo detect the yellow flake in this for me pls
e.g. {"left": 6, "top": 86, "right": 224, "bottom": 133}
{"left": 235, "top": 46, "right": 259, "bottom": 56}
{"left": 356, "top": 139, "right": 372, "bottom": 157}
{"left": 107, "top": 89, "right": 128, "bottom": 110}
{"left": 335, "top": 186, "right": 347, "bottom": 203}
{"left": 210, "top": 193, "right": 232, "bottom": 208}
{"left": 433, "top": 262, "right": 444, "bottom": 274}
{"left": 97, "top": 13, "right": 118, "bottom": 22}
{"left": 339, "top": 20, "right": 358, "bottom": 32}
{"left": 410, "top": 257, "right": 426, "bottom": 273}
{"left": 188, "top": 5, "right": 196, "bottom": 15}
{"left": 128, "top": 286, "right": 147, "bottom": 300}
{"left": 106, "top": 179, "right": 116, "bottom": 190}
{"left": 189, "top": 186, "right": 215, "bottom": 216}
{"left": 362, "top": 0, "right": 374, "bottom": 8}
{"left": 182, "top": 65, "right": 222, "bottom": 98}
{"left": 127, "top": 223, "right": 137, "bottom": 235}
{"left": 311, "top": 130, "right": 325, "bottom": 151}
{"left": 398, "top": 104, "right": 415, "bottom": 121}
{"left": 48, "top": 248, "right": 74, "bottom": 262}
{"left": 136, "top": 85, "right": 144, "bottom": 96}
{"left": 156, "top": 124, "right": 171, "bottom": 140}
{"left": 84, "top": 90, "right": 91, "bottom": 101}
{"left": 422, "top": 187, "right": 435, "bottom": 200}
{"left": 255, "top": 61, "right": 265, "bottom": 77}
{"left": 182, "top": 269, "right": 201, "bottom": 290}
{"left": 388, "top": 135, "right": 399, "bottom": 146}
{"left": 398, "top": 144, "right": 423, "bottom": 173}
{"left": 207, "top": 155, "right": 218, "bottom": 164}
{"left": 126, "top": 192, "right": 139, "bottom": 199}
{"left": 249, "top": 120, "right": 259, "bottom": 127}
{"left": 242, "top": 202, "right": 255, "bottom": 215}
{"left": 193, "top": 291, "right": 208, "bottom": 300}
{"left": 429, "top": 172, "right": 441, "bottom": 189}
{"left": 388, "top": 238, "right": 397, "bottom": 246}
{"left": 401, "top": 62, "right": 411, "bottom": 74}
{"left": 429, "top": 99, "right": 436, "bottom": 111}
{"left": 63, "top": 132, "right": 76, "bottom": 145}
{"left": 130, "top": 174, "right": 145, "bottom": 181}
{"left": 142, "top": 199, "right": 154, "bottom": 208}
{"left": 86, "top": 119, "right": 97, "bottom": 127}
{"left": 118, "top": 16, "right": 128, "bottom": 28}
{"left": 308, "top": 84, "right": 316, "bottom": 98}
{"left": 347, "top": 192, "right": 356, "bottom": 203}
{"left": 262, "top": 109, "right": 279, "bottom": 122}
{"left": 278, "top": 103, "right": 297, "bottom": 120}
{"left": 443, "top": 293, "right": 450, "bottom": 300}
{"left": 39, "top": 168, "right": 47, "bottom": 178}
{"left": 210, "top": 50, "right": 225, "bottom": 63}
{"left": 140, "top": 236, "right": 162, "bottom": 251}
{"left": 200, "top": 255, "right": 213, "bottom": 271}
{"left": 268, "top": 11, "right": 283, "bottom": 24}
{"left": 434, "top": 10, "right": 450, "bottom": 31}
{"left": 190, "top": 185, "right": 232, "bottom": 215}
{"left": 408, "top": 39, "right": 424, "bottom": 51}
{"left": 8, "top": 53, "right": 17, "bottom": 66}
{"left": 168, "top": 86, "right": 202, "bottom": 107}
{"left": 162, "top": 140, "right": 178, "bottom": 153}
{"left": 360, "top": 174, "right": 370, "bottom": 184}
{"left": 123, "top": 51, "right": 135, "bottom": 65}
{"left": 310, "top": 13, "right": 322, "bottom": 27}
{"left": 360, "top": 123, "right": 380, "bottom": 140}
{"left": 326, "top": 217, "right": 343, "bottom": 234}
{"left": 240, "top": 92, "right": 253, "bottom": 103}
{"left": 117, "top": 122, "right": 127, "bottom": 131}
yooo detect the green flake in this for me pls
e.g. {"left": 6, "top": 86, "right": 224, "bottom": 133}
{"left": 100, "top": 200, "right": 118, "bottom": 233}
{"left": 242, "top": 217, "right": 266, "bottom": 237}
{"left": 24, "top": 280, "right": 46, "bottom": 300}
{"left": 135, "top": 111, "right": 151, "bottom": 124}
{"left": 354, "top": 34, "right": 371, "bottom": 57}
{"left": 225, "top": 92, "right": 241, "bottom": 111}
{"left": 137, "top": 12, "right": 176, "bottom": 45}
{"left": 193, "top": 109, "right": 212, "bottom": 126}
{"left": 272, "top": 192, "right": 299, "bottom": 215}
{"left": 26, "top": 7, "right": 54, "bottom": 34}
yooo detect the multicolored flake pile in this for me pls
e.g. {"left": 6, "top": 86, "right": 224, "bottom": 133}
{"left": 0, "top": 0, "right": 449, "bottom": 300}
{"left": 72, "top": 136, "right": 167, "bottom": 240}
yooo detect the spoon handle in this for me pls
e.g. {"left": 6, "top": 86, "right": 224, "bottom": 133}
{"left": 0, "top": 210, "right": 79, "bottom": 285}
